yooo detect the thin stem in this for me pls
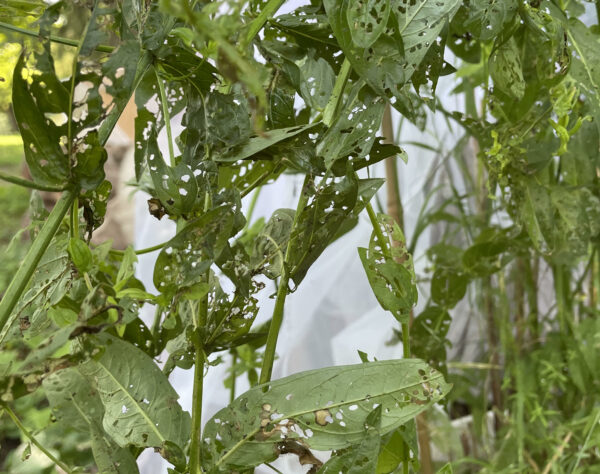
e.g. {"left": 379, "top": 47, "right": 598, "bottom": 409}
{"left": 244, "top": 186, "right": 262, "bottom": 230}
{"left": 70, "top": 197, "right": 79, "bottom": 239}
{"left": 0, "top": 21, "right": 114, "bottom": 53}
{"left": 0, "top": 170, "right": 66, "bottom": 192}
{"left": 108, "top": 242, "right": 166, "bottom": 257}
{"left": 240, "top": 0, "right": 286, "bottom": 50}
{"left": 382, "top": 104, "right": 404, "bottom": 228}
{"left": 259, "top": 268, "right": 290, "bottom": 385}
{"left": 0, "top": 188, "right": 77, "bottom": 338}
{"left": 154, "top": 66, "right": 176, "bottom": 166}
{"left": 1, "top": 404, "right": 73, "bottom": 474}
{"left": 190, "top": 293, "right": 208, "bottom": 474}
{"left": 259, "top": 174, "right": 311, "bottom": 385}
{"left": 189, "top": 347, "right": 205, "bottom": 474}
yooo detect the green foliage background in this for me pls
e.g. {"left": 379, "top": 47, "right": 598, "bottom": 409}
{"left": 0, "top": 0, "right": 598, "bottom": 473}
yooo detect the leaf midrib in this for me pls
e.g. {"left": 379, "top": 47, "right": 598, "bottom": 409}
{"left": 96, "top": 359, "right": 165, "bottom": 444}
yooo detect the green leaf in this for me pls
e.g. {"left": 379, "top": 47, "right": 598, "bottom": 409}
{"left": 489, "top": 36, "right": 526, "bottom": 100}
{"left": 436, "top": 463, "right": 454, "bottom": 474}
{"left": 114, "top": 247, "right": 138, "bottom": 292}
{"left": 430, "top": 268, "right": 468, "bottom": 309}
{"left": 68, "top": 238, "right": 93, "bottom": 274}
{"left": 0, "top": 0, "right": 45, "bottom": 20}
{"left": 252, "top": 209, "right": 295, "bottom": 279}
{"left": 318, "top": 406, "right": 382, "bottom": 473}
{"left": 43, "top": 367, "right": 139, "bottom": 473}
{"left": 567, "top": 19, "right": 600, "bottom": 131}
{"left": 12, "top": 53, "right": 69, "bottom": 188}
{"left": 376, "top": 429, "right": 404, "bottom": 473}
{"left": 463, "top": 0, "right": 518, "bottom": 41}
{"left": 202, "top": 359, "right": 451, "bottom": 472}
{"left": 412, "top": 306, "right": 451, "bottom": 374}
{"left": 287, "top": 169, "right": 359, "bottom": 286}
{"left": 318, "top": 83, "right": 385, "bottom": 170}
{"left": 359, "top": 214, "right": 417, "bottom": 322}
{"left": 325, "top": 0, "right": 460, "bottom": 103}
{"left": 80, "top": 334, "right": 191, "bottom": 458}
{"left": 346, "top": 0, "right": 391, "bottom": 48}
{"left": 215, "top": 124, "right": 319, "bottom": 163}
{"left": 154, "top": 206, "right": 236, "bottom": 294}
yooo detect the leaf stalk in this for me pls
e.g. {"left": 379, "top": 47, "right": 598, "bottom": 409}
{"left": 0, "top": 20, "right": 114, "bottom": 53}
{"left": 1, "top": 404, "right": 73, "bottom": 474}
{"left": 0, "top": 170, "right": 66, "bottom": 192}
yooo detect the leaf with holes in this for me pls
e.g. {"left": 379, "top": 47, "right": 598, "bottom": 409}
{"left": 147, "top": 131, "right": 199, "bottom": 216}
{"left": 12, "top": 52, "right": 69, "bottom": 188}
{"left": 325, "top": 0, "right": 460, "bottom": 105}
{"left": 318, "top": 83, "right": 385, "bottom": 170}
{"left": 43, "top": 368, "right": 140, "bottom": 473}
{"left": 287, "top": 169, "right": 359, "bottom": 286}
{"left": 567, "top": 19, "right": 600, "bottom": 132}
{"left": 318, "top": 406, "right": 382, "bottom": 473}
{"left": 252, "top": 208, "right": 295, "bottom": 279}
{"left": 215, "top": 124, "right": 319, "bottom": 163}
{"left": 201, "top": 359, "right": 450, "bottom": 472}
{"left": 346, "top": 0, "right": 391, "bottom": 48}
{"left": 489, "top": 36, "right": 526, "bottom": 100}
{"left": 411, "top": 306, "right": 451, "bottom": 375}
{"left": 430, "top": 268, "right": 468, "bottom": 309}
{"left": 79, "top": 334, "right": 190, "bottom": 462}
{"left": 463, "top": 0, "right": 518, "bottom": 41}
{"left": 358, "top": 214, "right": 417, "bottom": 322}
{"left": 153, "top": 206, "right": 236, "bottom": 295}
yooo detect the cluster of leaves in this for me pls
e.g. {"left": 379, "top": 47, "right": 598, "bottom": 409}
{"left": 0, "top": 0, "right": 599, "bottom": 473}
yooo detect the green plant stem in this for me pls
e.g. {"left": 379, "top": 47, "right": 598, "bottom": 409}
{"left": 1, "top": 404, "right": 73, "bottom": 474}
{"left": 0, "top": 170, "right": 65, "bottom": 192}
{"left": 259, "top": 174, "right": 311, "bottom": 385}
{"left": 189, "top": 347, "right": 205, "bottom": 474}
{"left": 259, "top": 268, "right": 290, "bottom": 385}
{"left": 0, "top": 21, "right": 114, "bottom": 53}
{"left": 154, "top": 66, "right": 176, "bottom": 165}
{"left": 0, "top": 187, "right": 77, "bottom": 337}
{"left": 244, "top": 186, "right": 262, "bottom": 229}
{"left": 70, "top": 197, "right": 79, "bottom": 239}
{"left": 190, "top": 296, "right": 208, "bottom": 474}
{"left": 552, "top": 264, "right": 574, "bottom": 336}
{"left": 241, "top": 0, "right": 286, "bottom": 50}
{"left": 108, "top": 242, "right": 166, "bottom": 257}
